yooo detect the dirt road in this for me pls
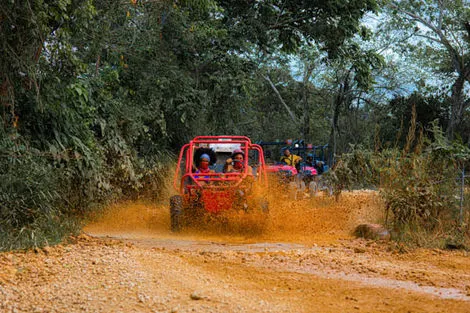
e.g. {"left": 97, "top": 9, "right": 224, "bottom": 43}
{"left": 1, "top": 191, "right": 469, "bottom": 312}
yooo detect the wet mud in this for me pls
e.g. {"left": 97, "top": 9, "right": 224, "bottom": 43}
{"left": 83, "top": 190, "right": 470, "bottom": 305}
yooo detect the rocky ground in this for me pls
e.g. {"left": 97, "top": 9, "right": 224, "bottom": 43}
{"left": 1, "top": 191, "right": 469, "bottom": 313}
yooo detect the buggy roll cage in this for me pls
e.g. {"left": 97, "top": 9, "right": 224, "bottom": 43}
{"left": 173, "top": 136, "right": 268, "bottom": 193}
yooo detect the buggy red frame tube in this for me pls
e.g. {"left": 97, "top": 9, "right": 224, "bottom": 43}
{"left": 172, "top": 136, "right": 267, "bottom": 193}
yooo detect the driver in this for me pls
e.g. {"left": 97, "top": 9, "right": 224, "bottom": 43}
{"left": 194, "top": 153, "right": 214, "bottom": 183}
{"left": 280, "top": 148, "right": 302, "bottom": 171}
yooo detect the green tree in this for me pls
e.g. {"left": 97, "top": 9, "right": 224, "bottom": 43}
{"left": 218, "top": 0, "right": 378, "bottom": 54}
{"left": 380, "top": 0, "right": 470, "bottom": 141}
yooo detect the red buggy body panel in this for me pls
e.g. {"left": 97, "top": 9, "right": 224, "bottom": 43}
{"left": 266, "top": 164, "right": 299, "bottom": 176}
{"left": 200, "top": 189, "right": 235, "bottom": 213}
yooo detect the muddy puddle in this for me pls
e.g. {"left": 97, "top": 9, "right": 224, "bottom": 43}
{"left": 84, "top": 189, "right": 384, "bottom": 244}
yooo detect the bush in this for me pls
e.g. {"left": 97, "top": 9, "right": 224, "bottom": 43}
{"left": 0, "top": 133, "right": 80, "bottom": 250}
{"left": 327, "top": 120, "right": 470, "bottom": 248}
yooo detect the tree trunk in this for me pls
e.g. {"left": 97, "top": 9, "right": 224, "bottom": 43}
{"left": 447, "top": 71, "right": 468, "bottom": 139}
{"left": 328, "top": 71, "right": 352, "bottom": 156}
{"left": 301, "top": 64, "right": 314, "bottom": 139}
{"left": 1, "top": 76, "right": 14, "bottom": 130}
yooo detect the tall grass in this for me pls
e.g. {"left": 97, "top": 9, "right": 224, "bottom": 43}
{"left": 0, "top": 146, "right": 80, "bottom": 250}
{"left": 328, "top": 106, "right": 470, "bottom": 248}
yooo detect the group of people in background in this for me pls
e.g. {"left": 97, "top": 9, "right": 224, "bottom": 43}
{"left": 194, "top": 146, "right": 324, "bottom": 180}
{"left": 280, "top": 147, "right": 325, "bottom": 175}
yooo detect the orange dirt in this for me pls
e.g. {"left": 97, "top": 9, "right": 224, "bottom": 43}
{"left": 1, "top": 190, "right": 469, "bottom": 312}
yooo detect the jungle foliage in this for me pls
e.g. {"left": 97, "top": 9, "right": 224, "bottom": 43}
{"left": 329, "top": 113, "right": 470, "bottom": 248}
{"left": 1, "top": 0, "right": 469, "bottom": 250}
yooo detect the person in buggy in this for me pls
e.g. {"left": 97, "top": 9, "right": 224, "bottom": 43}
{"left": 193, "top": 148, "right": 217, "bottom": 184}
{"left": 194, "top": 154, "right": 213, "bottom": 178}
{"left": 280, "top": 148, "right": 302, "bottom": 172}
{"left": 223, "top": 149, "right": 255, "bottom": 210}
{"left": 315, "top": 160, "right": 325, "bottom": 175}
{"left": 223, "top": 149, "right": 253, "bottom": 175}
{"left": 305, "top": 154, "right": 315, "bottom": 167}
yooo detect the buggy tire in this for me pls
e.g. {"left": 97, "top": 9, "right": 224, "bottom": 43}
{"left": 170, "top": 195, "right": 184, "bottom": 232}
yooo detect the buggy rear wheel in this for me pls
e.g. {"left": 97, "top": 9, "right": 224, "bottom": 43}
{"left": 170, "top": 195, "right": 184, "bottom": 232}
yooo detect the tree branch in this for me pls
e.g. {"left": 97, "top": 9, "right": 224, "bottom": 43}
{"left": 389, "top": 1, "right": 462, "bottom": 73}
{"left": 414, "top": 33, "right": 443, "bottom": 45}
{"left": 263, "top": 75, "right": 299, "bottom": 124}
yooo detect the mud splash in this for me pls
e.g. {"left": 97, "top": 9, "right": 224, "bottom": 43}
{"left": 85, "top": 187, "right": 384, "bottom": 245}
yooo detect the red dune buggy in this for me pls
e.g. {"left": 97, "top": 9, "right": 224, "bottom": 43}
{"left": 170, "top": 136, "right": 269, "bottom": 232}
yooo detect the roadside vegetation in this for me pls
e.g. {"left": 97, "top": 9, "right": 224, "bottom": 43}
{"left": 328, "top": 109, "right": 470, "bottom": 248}
{"left": 1, "top": 0, "right": 469, "bottom": 250}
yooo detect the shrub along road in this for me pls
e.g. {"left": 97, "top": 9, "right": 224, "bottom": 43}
{"left": 1, "top": 192, "right": 469, "bottom": 312}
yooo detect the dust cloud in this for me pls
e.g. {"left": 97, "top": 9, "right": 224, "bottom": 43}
{"left": 84, "top": 181, "right": 385, "bottom": 245}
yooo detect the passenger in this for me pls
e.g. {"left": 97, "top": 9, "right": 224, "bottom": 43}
{"left": 223, "top": 149, "right": 254, "bottom": 209}
{"left": 305, "top": 154, "right": 315, "bottom": 167}
{"left": 223, "top": 149, "right": 253, "bottom": 175}
{"left": 315, "top": 160, "right": 325, "bottom": 175}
